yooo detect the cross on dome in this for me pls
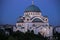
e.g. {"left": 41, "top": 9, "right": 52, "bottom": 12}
{"left": 32, "top": 0, "right": 34, "bottom": 5}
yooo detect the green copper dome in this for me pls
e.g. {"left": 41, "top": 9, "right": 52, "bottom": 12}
{"left": 24, "top": 5, "right": 41, "bottom": 12}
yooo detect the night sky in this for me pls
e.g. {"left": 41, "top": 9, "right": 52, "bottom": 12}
{"left": 0, "top": 0, "right": 60, "bottom": 26}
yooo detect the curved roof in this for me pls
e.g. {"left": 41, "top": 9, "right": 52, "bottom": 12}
{"left": 17, "top": 19, "right": 24, "bottom": 23}
{"left": 32, "top": 18, "right": 43, "bottom": 22}
{"left": 24, "top": 5, "right": 41, "bottom": 12}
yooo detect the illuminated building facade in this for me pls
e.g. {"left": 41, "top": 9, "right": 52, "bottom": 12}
{"left": 13, "top": 1, "right": 53, "bottom": 37}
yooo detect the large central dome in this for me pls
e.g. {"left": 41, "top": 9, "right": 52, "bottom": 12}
{"left": 24, "top": 5, "right": 41, "bottom": 12}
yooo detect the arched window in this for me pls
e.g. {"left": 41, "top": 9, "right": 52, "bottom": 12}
{"left": 32, "top": 24, "right": 36, "bottom": 27}
{"left": 32, "top": 18, "right": 43, "bottom": 22}
{"left": 27, "top": 19, "right": 29, "bottom": 21}
{"left": 46, "top": 19, "right": 47, "bottom": 21}
{"left": 18, "top": 25, "right": 22, "bottom": 27}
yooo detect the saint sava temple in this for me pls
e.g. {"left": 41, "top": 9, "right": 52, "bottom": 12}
{"left": 13, "top": 1, "right": 53, "bottom": 37}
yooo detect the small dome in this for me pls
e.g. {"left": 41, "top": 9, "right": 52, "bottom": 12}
{"left": 24, "top": 5, "right": 41, "bottom": 12}
{"left": 17, "top": 19, "right": 24, "bottom": 23}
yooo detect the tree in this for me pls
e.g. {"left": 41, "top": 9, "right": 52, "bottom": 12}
{"left": 8, "top": 36, "right": 17, "bottom": 40}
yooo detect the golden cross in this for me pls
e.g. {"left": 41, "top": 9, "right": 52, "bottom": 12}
{"left": 32, "top": 0, "right": 34, "bottom": 5}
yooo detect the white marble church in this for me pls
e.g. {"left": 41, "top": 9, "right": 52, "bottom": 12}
{"left": 13, "top": 1, "right": 53, "bottom": 37}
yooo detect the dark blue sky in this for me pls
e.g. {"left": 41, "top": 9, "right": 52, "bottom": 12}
{"left": 0, "top": 0, "right": 60, "bottom": 26}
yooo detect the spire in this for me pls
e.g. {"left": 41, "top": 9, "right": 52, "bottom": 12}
{"left": 32, "top": 0, "right": 34, "bottom": 5}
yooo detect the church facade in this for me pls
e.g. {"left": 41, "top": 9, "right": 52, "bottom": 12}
{"left": 13, "top": 2, "right": 53, "bottom": 37}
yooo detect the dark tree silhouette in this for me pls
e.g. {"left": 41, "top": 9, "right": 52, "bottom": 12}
{"left": 0, "top": 29, "right": 48, "bottom": 40}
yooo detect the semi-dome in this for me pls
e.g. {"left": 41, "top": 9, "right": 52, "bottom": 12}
{"left": 32, "top": 18, "right": 43, "bottom": 22}
{"left": 24, "top": 5, "right": 41, "bottom": 12}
